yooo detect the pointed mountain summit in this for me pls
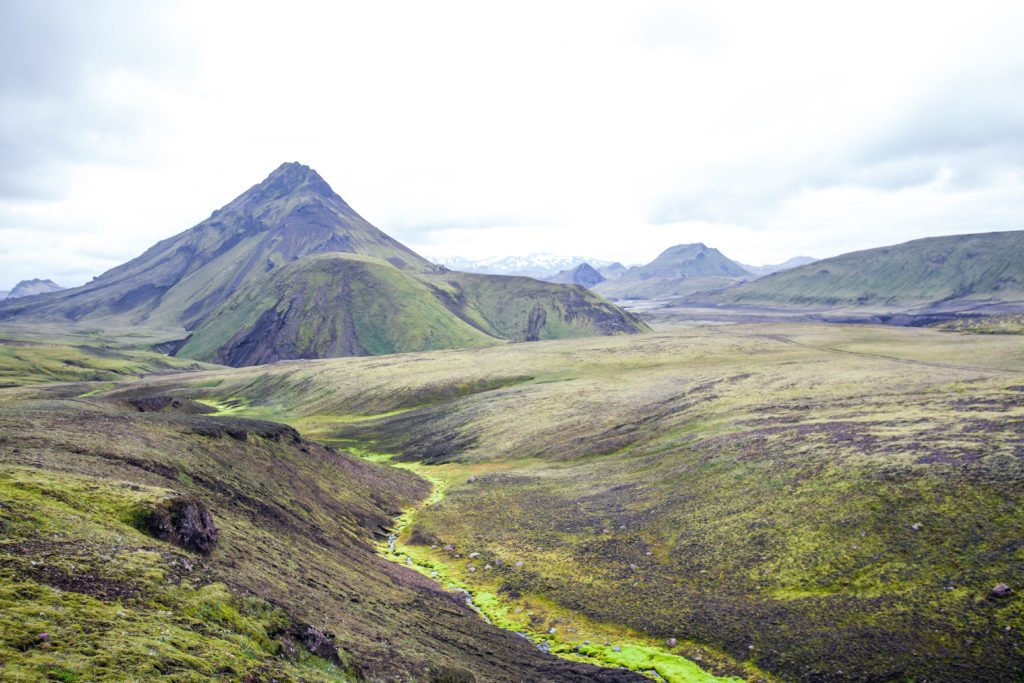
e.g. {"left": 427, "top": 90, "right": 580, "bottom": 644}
{"left": 0, "top": 163, "right": 433, "bottom": 329}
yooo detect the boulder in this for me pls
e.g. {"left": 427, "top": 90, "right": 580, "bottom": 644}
{"left": 143, "top": 497, "right": 218, "bottom": 554}
{"left": 990, "top": 583, "right": 1013, "bottom": 599}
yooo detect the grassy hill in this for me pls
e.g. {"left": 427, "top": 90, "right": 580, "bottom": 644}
{"left": 124, "top": 324, "right": 1024, "bottom": 682}
{"left": 177, "top": 254, "right": 498, "bottom": 365}
{"left": 176, "top": 254, "right": 647, "bottom": 367}
{"left": 712, "top": 230, "right": 1024, "bottom": 310}
{"left": 595, "top": 244, "right": 750, "bottom": 300}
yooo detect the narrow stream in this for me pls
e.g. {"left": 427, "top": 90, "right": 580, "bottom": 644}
{"left": 374, "top": 464, "right": 737, "bottom": 683}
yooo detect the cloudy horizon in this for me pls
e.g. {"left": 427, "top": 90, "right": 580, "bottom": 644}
{"left": 2, "top": 0, "right": 1023, "bottom": 290}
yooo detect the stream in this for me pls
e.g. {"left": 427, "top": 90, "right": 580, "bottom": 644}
{"left": 374, "top": 462, "right": 735, "bottom": 683}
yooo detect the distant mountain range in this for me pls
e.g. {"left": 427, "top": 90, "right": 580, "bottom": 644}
{"left": 593, "top": 243, "right": 753, "bottom": 300}
{"left": 704, "top": 230, "right": 1024, "bottom": 312}
{"left": 0, "top": 163, "right": 645, "bottom": 365}
{"left": 431, "top": 254, "right": 615, "bottom": 279}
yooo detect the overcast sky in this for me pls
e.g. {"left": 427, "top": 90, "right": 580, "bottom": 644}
{"left": 2, "top": 0, "right": 1023, "bottom": 289}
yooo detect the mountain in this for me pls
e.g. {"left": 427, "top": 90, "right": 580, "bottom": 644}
{"left": 177, "top": 253, "right": 497, "bottom": 365}
{"left": 179, "top": 254, "right": 646, "bottom": 367}
{"left": 548, "top": 263, "right": 606, "bottom": 287}
{"left": 0, "top": 163, "right": 434, "bottom": 330}
{"left": 593, "top": 243, "right": 751, "bottom": 300}
{"left": 740, "top": 255, "right": 817, "bottom": 277}
{"left": 0, "top": 164, "right": 647, "bottom": 362}
{"left": 597, "top": 262, "right": 627, "bottom": 280}
{"left": 432, "top": 254, "right": 615, "bottom": 279}
{"left": 8, "top": 278, "right": 64, "bottom": 299}
{"left": 709, "top": 230, "right": 1024, "bottom": 311}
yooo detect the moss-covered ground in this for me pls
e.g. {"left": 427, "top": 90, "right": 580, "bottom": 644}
{"left": 119, "top": 322, "right": 1024, "bottom": 681}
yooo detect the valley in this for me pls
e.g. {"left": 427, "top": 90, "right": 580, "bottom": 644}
{"left": 3, "top": 321, "right": 1016, "bottom": 681}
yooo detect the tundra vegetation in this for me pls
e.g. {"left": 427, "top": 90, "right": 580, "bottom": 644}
{"left": 2, "top": 321, "right": 1023, "bottom": 681}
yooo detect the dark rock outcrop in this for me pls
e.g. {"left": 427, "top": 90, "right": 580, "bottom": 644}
{"left": 144, "top": 497, "right": 219, "bottom": 554}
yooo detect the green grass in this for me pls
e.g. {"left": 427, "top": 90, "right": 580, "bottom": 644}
{"left": 0, "top": 465, "right": 355, "bottom": 682}
{"left": 0, "top": 335, "right": 211, "bottom": 387}
{"left": 715, "top": 229, "right": 1024, "bottom": 308}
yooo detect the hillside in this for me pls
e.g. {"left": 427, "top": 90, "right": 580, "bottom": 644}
{"left": 177, "top": 253, "right": 497, "bottom": 365}
{"left": 0, "top": 358, "right": 649, "bottom": 682}
{"left": 0, "top": 163, "right": 434, "bottom": 330}
{"left": 712, "top": 230, "right": 1024, "bottom": 310}
{"left": 548, "top": 263, "right": 606, "bottom": 287}
{"left": 594, "top": 244, "right": 750, "bottom": 300}
{"left": 8, "top": 279, "right": 64, "bottom": 299}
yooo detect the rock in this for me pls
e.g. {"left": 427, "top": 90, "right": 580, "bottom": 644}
{"left": 466, "top": 476, "right": 477, "bottom": 483}
{"left": 443, "top": 544, "right": 454, "bottom": 551}
{"left": 515, "top": 560, "right": 524, "bottom": 567}
{"left": 431, "top": 665, "right": 477, "bottom": 683}
{"left": 911, "top": 522, "right": 922, "bottom": 531}
{"left": 468, "top": 566, "right": 476, "bottom": 573}
{"left": 666, "top": 638, "right": 677, "bottom": 647}
{"left": 990, "top": 583, "right": 1013, "bottom": 599}
{"left": 484, "top": 564, "right": 492, "bottom": 570}
{"left": 143, "top": 497, "right": 218, "bottom": 554}
{"left": 297, "top": 625, "right": 343, "bottom": 665}
{"left": 549, "top": 627, "right": 557, "bottom": 634}
{"left": 468, "top": 552, "right": 481, "bottom": 559}
{"left": 611, "top": 645, "right": 621, "bottom": 652}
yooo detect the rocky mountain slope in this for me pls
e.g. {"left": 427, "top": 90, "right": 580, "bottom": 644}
{"left": 709, "top": 230, "right": 1024, "bottom": 311}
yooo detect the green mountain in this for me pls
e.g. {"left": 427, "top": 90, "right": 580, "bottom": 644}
{"left": 0, "top": 164, "right": 647, "bottom": 363}
{"left": 0, "top": 163, "right": 433, "bottom": 330}
{"left": 177, "top": 253, "right": 497, "bottom": 366}
{"left": 711, "top": 230, "right": 1024, "bottom": 310}
{"left": 179, "top": 255, "right": 647, "bottom": 367}
{"left": 594, "top": 243, "right": 750, "bottom": 300}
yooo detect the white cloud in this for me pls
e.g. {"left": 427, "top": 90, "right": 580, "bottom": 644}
{"left": 2, "top": 0, "right": 1024, "bottom": 287}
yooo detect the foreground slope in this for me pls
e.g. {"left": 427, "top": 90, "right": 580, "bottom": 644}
{"left": 711, "top": 230, "right": 1024, "bottom": 310}
{"left": 130, "top": 325, "right": 1024, "bottom": 682}
{"left": 0, "top": 379, "right": 646, "bottom": 682}
{"left": 0, "top": 163, "right": 434, "bottom": 330}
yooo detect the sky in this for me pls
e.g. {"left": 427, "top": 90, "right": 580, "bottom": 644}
{"left": 1, "top": 0, "right": 1023, "bottom": 289}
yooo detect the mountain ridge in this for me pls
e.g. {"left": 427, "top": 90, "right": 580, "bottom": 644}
{"left": 706, "top": 230, "right": 1024, "bottom": 310}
